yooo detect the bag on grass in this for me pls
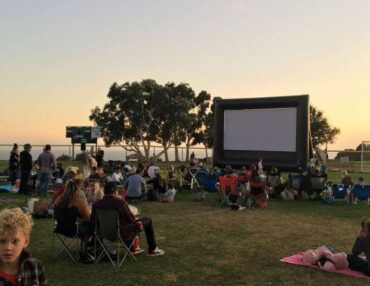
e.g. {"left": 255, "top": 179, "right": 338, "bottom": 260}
{"left": 32, "top": 199, "right": 51, "bottom": 218}
{"left": 33, "top": 199, "right": 48, "bottom": 214}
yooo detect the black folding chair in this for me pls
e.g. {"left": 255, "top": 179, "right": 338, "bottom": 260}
{"left": 52, "top": 207, "right": 85, "bottom": 262}
{"left": 94, "top": 209, "right": 139, "bottom": 268}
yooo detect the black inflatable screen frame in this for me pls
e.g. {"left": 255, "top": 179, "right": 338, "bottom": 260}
{"left": 213, "top": 95, "right": 310, "bottom": 171}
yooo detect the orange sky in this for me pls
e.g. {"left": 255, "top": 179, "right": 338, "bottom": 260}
{"left": 1, "top": 1, "right": 369, "bottom": 151}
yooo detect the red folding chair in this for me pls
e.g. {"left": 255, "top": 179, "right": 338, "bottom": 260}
{"left": 237, "top": 174, "right": 247, "bottom": 185}
{"left": 249, "top": 180, "right": 268, "bottom": 208}
{"left": 244, "top": 170, "right": 252, "bottom": 181}
{"left": 218, "top": 176, "right": 238, "bottom": 207}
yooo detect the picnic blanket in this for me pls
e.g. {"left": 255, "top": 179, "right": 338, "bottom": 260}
{"left": 0, "top": 184, "right": 19, "bottom": 193}
{"left": 0, "top": 198, "right": 21, "bottom": 203}
{"left": 280, "top": 252, "right": 370, "bottom": 280}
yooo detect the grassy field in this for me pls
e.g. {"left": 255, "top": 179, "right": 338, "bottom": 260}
{"left": 1, "top": 160, "right": 370, "bottom": 285}
{"left": 1, "top": 191, "right": 370, "bottom": 285}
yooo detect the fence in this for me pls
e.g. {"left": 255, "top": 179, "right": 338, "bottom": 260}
{"left": 1, "top": 144, "right": 370, "bottom": 172}
{"left": 326, "top": 150, "right": 370, "bottom": 173}
{"left": 0, "top": 144, "right": 212, "bottom": 163}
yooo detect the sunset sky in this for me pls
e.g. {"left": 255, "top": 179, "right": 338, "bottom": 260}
{"left": 1, "top": 0, "right": 369, "bottom": 151}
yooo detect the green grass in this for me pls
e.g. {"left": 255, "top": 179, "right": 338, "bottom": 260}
{"left": 0, "top": 191, "right": 370, "bottom": 285}
{"left": 1, "top": 160, "right": 370, "bottom": 285}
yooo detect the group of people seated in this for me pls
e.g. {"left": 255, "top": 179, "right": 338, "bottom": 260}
{"left": 180, "top": 160, "right": 287, "bottom": 209}
{"left": 52, "top": 169, "right": 165, "bottom": 263}
{"left": 177, "top": 155, "right": 350, "bottom": 209}
{"left": 51, "top": 160, "right": 179, "bottom": 207}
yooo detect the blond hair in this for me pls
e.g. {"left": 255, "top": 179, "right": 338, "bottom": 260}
{"left": 0, "top": 208, "right": 33, "bottom": 238}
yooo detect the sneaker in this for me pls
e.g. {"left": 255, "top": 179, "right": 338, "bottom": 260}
{"left": 148, "top": 247, "right": 165, "bottom": 257}
{"left": 130, "top": 248, "right": 145, "bottom": 256}
{"left": 238, "top": 206, "right": 246, "bottom": 211}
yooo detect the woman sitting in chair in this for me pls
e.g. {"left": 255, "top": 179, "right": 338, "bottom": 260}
{"left": 54, "top": 179, "right": 91, "bottom": 238}
{"left": 247, "top": 170, "right": 268, "bottom": 207}
{"left": 266, "top": 167, "right": 285, "bottom": 198}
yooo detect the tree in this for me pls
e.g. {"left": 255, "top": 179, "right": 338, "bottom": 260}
{"left": 90, "top": 80, "right": 161, "bottom": 161}
{"left": 310, "top": 105, "right": 340, "bottom": 150}
{"left": 183, "top": 90, "right": 212, "bottom": 161}
{"left": 194, "top": 96, "right": 221, "bottom": 159}
{"left": 160, "top": 82, "right": 196, "bottom": 161}
{"left": 90, "top": 79, "right": 212, "bottom": 162}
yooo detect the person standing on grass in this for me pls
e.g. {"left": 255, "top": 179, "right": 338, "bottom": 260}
{"left": 8, "top": 144, "right": 20, "bottom": 189}
{"left": 19, "top": 144, "right": 32, "bottom": 195}
{"left": 257, "top": 158, "right": 264, "bottom": 176}
{"left": 37, "top": 144, "right": 56, "bottom": 196}
{"left": 95, "top": 148, "right": 104, "bottom": 169}
{"left": 0, "top": 208, "right": 47, "bottom": 285}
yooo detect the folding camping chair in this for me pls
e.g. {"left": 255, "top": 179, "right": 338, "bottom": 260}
{"left": 195, "top": 171, "right": 207, "bottom": 191}
{"left": 332, "top": 183, "right": 348, "bottom": 200}
{"left": 310, "top": 176, "right": 326, "bottom": 190}
{"left": 94, "top": 209, "right": 139, "bottom": 268}
{"left": 179, "top": 166, "right": 200, "bottom": 191}
{"left": 51, "top": 207, "right": 85, "bottom": 262}
{"left": 290, "top": 173, "right": 303, "bottom": 190}
{"left": 352, "top": 184, "right": 370, "bottom": 205}
{"left": 218, "top": 175, "right": 238, "bottom": 207}
{"left": 310, "top": 176, "right": 327, "bottom": 197}
{"left": 201, "top": 174, "right": 218, "bottom": 203}
{"left": 249, "top": 180, "right": 268, "bottom": 208}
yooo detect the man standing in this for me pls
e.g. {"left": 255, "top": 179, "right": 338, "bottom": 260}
{"left": 95, "top": 148, "right": 104, "bottom": 168}
{"left": 19, "top": 144, "right": 32, "bottom": 195}
{"left": 92, "top": 181, "right": 164, "bottom": 256}
{"left": 37, "top": 144, "right": 56, "bottom": 195}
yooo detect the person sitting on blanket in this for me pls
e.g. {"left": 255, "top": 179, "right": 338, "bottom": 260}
{"left": 347, "top": 217, "right": 370, "bottom": 276}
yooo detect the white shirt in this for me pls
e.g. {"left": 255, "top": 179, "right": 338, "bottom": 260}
{"left": 112, "top": 172, "right": 124, "bottom": 183}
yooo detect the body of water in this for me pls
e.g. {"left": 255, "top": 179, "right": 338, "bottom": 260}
{"left": 0, "top": 144, "right": 212, "bottom": 163}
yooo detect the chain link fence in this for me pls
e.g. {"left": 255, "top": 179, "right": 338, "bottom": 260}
{"left": 326, "top": 150, "right": 370, "bottom": 172}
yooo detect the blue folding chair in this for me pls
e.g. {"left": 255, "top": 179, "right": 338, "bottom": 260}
{"left": 353, "top": 184, "right": 370, "bottom": 205}
{"left": 201, "top": 175, "right": 216, "bottom": 201}
{"left": 332, "top": 184, "right": 347, "bottom": 200}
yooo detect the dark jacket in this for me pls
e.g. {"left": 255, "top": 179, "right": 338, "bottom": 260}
{"left": 9, "top": 152, "right": 19, "bottom": 171}
{"left": 20, "top": 151, "right": 32, "bottom": 171}
{"left": 352, "top": 235, "right": 370, "bottom": 271}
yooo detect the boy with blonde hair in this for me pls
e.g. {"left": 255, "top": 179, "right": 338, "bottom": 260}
{"left": 0, "top": 208, "right": 47, "bottom": 285}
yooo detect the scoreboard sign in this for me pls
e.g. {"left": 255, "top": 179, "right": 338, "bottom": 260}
{"left": 66, "top": 126, "right": 101, "bottom": 144}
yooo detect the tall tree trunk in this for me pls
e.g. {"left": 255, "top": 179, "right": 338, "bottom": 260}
{"left": 160, "top": 143, "right": 170, "bottom": 162}
{"left": 174, "top": 145, "right": 180, "bottom": 162}
{"left": 165, "top": 149, "right": 169, "bottom": 161}
{"left": 185, "top": 136, "right": 191, "bottom": 162}
{"left": 144, "top": 145, "right": 150, "bottom": 162}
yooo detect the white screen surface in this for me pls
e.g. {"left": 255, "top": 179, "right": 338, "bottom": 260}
{"left": 223, "top": 108, "right": 297, "bottom": 152}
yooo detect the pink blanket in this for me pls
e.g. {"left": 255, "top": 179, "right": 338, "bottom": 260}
{"left": 280, "top": 252, "right": 370, "bottom": 280}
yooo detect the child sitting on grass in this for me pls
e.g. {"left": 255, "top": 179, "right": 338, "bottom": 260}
{"left": 0, "top": 208, "right": 47, "bottom": 285}
{"left": 161, "top": 183, "right": 177, "bottom": 203}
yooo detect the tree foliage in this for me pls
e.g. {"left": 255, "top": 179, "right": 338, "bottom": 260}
{"left": 310, "top": 105, "right": 340, "bottom": 149}
{"left": 90, "top": 79, "right": 212, "bottom": 162}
